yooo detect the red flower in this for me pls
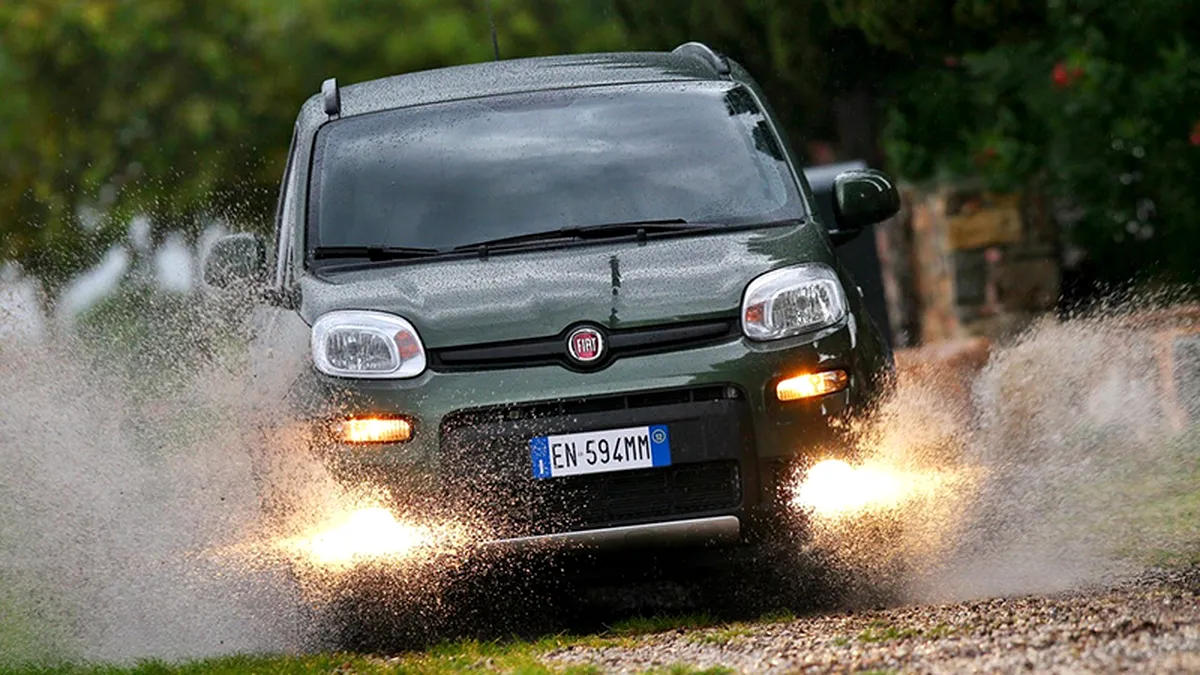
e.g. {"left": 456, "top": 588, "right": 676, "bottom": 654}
{"left": 1052, "top": 63, "right": 1084, "bottom": 88}
{"left": 1190, "top": 121, "right": 1200, "bottom": 146}
{"left": 944, "top": 55, "right": 960, "bottom": 68}
{"left": 972, "top": 146, "right": 998, "bottom": 167}
{"left": 1053, "top": 62, "right": 1071, "bottom": 88}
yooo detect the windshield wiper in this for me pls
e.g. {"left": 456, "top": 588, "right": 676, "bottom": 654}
{"left": 312, "top": 245, "right": 444, "bottom": 261}
{"left": 451, "top": 219, "right": 706, "bottom": 252}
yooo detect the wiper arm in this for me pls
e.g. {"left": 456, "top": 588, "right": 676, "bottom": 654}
{"left": 312, "top": 245, "right": 444, "bottom": 261}
{"left": 451, "top": 219, "right": 703, "bottom": 252}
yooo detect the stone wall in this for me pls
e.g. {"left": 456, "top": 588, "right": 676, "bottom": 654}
{"left": 889, "top": 306, "right": 1200, "bottom": 431}
{"left": 1105, "top": 304, "right": 1200, "bottom": 430}
{"left": 880, "top": 189, "right": 1200, "bottom": 430}
{"left": 876, "top": 183, "right": 1061, "bottom": 346}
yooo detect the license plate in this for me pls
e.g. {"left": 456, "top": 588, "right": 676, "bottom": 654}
{"left": 529, "top": 425, "right": 671, "bottom": 479}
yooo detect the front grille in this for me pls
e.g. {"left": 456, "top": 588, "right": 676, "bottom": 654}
{"left": 442, "top": 384, "right": 735, "bottom": 431}
{"left": 525, "top": 460, "right": 741, "bottom": 534}
{"left": 428, "top": 318, "right": 738, "bottom": 373}
{"left": 438, "top": 384, "right": 754, "bottom": 538}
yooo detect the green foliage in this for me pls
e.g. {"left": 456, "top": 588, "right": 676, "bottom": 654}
{"left": 829, "top": 0, "right": 1200, "bottom": 283}
{"left": 0, "top": 0, "right": 627, "bottom": 293}
{"left": 4, "top": 0, "right": 1196, "bottom": 293}
{"left": 611, "top": 0, "right": 891, "bottom": 159}
{"left": 824, "top": 0, "right": 1044, "bottom": 56}
{"left": 72, "top": 282, "right": 248, "bottom": 397}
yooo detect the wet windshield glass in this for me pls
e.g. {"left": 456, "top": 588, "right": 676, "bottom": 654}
{"left": 307, "top": 82, "right": 799, "bottom": 254}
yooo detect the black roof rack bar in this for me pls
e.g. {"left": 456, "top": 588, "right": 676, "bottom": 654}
{"left": 321, "top": 77, "right": 341, "bottom": 118}
{"left": 671, "top": 42, "right": 731, "bottom": 76}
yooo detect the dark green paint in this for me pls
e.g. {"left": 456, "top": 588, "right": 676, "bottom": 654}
{"left": 831, "top": 169, "right": 902, "bottom": 243}
{"left": 210, "top": 47, "right": 897, "bottom": 542}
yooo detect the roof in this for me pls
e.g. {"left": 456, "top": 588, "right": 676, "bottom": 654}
{"left": 302, "top": 50, "right": 735, "bottom": 121}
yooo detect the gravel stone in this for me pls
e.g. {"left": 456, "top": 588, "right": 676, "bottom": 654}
{"left": 547, "top": 569, "right": 1200, "bottom": 673}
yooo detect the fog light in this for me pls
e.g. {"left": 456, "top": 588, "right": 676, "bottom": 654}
{"left": 776, "top": 370, "right": 849, "bottom": 401}
{"left": 339, "top": 416, "right": 413, "bottom": 444}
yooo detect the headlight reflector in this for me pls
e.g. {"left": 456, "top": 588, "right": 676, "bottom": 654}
{"left": 741, "top": 264, "right": 848, "bottom": 341}
{"left": 311, "top": 311, "right": 427, "bottom": 378}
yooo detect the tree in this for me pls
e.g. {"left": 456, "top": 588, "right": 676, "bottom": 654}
{"left": 0, "top": 0, "right": 627, "bottom": 296}
{"left": 826, "top": 0, "right": 1200, "bottom": 283}
{"left": 611, "top": 0, "right": 895, "bottom": 165}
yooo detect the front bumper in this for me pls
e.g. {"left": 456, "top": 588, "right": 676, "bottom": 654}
{"left": 291, "top": 323, "right": 873, "bottom": 546}
{"left": 481, "top": 515, "right": 742, "bottom": 553}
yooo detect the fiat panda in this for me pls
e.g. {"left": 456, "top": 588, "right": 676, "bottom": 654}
{"left": 204, "top": 43, "right": 900, "bottom": 569}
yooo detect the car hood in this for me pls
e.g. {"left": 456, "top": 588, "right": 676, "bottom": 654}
{"left": 297, "top": 223, "right": 831, "bottom": 349}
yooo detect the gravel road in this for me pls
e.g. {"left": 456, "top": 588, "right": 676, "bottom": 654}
{"left": 548, "top": 568, "right": 1200, "bottom": 673}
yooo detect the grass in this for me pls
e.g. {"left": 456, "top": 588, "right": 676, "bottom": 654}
{"left": 754, "top": 609, "right": 795, "bottom": 624}
{"left": 1112, "top": 430, "right": 1200, "bottom": 567}
{"left": 684, "top": 625, "right": 753, "bottom": 646}
{"left": 923, "top": 624, "right": 957, "bottom": 639}
{"left": 606, "top": 614, "right": 716, "bottom": 637}
{"left": 855, "top": 621, "right": 921, "bottom": 644}
{"left": 649, "top": 610, "right": 797, "bottom": 646}
{"left": 0, "top": 576, "right": 74, "bottom": 667}
{"left": 0, "top": 624, "right": 737, "bottom": 675}
{"left": 0, "top": 644, "right": 732, "bottom": 675}
{"left": 827, "top": 621, "right": 958, "bottom": 647}
{"left": 0, "top": 602, "right": 57, "bottom": 668}
{"left": 640, "top": 668, "right": 732, "bottom": 675}
{"left": 3, "top": 655, "right": 385, "bottom": 675}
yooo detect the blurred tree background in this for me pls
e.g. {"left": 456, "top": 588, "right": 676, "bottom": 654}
{"left": 0, "top": 0, "right": 1196, "bottom": 301}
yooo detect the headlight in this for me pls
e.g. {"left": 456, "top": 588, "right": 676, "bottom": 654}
{"left": 311, "top": 311, "right": 427, "bottom": 379}
{"left": 741, "top": 264, "right": 848, "bottom": 341}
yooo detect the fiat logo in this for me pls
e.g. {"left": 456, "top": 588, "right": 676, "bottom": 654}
{"left": 566, "top": 326, "right": 605, "bottom": 364}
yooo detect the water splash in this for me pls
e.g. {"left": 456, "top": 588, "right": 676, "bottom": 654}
{"left": 0, "top": 289, "right": 318, "bottom": 664}
{"left": 791, "top": 302, "right": 1199, "bottom": 604}
{"left": 1, "top": 278, "right": 1196, "bottom": 664}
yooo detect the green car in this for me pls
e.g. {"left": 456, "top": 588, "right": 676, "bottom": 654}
{"left": 205, "top": 43, "right": 899, "bottom": 570}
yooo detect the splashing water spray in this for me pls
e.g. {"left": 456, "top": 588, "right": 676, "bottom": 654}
{"left": 0, "top": 271, "right": 1195, "bottom": 664}
{"left": 787, "top": 303, "right": 1199, "bottom": 603}
{"left": 0, "top": 280, "right": 476, "bottom": 664}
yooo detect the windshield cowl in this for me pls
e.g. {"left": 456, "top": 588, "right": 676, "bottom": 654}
{"left": 308, "top": 219, "right": 802, "bottom": 273}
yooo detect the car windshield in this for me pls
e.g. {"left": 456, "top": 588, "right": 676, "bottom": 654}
{"left": 307, "top": 81, "right": 800, "bottom": 256}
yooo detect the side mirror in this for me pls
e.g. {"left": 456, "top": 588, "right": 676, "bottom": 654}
{"left": 830, "top": 169, "right": 901, "bottom": 244}
{"left": 202, "top": 233, "right": 266, "bottom": 290}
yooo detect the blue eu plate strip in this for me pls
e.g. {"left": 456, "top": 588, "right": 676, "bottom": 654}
{"left": 530, "top": 436, "right": 551, "bottom": 479}
{"left": 649, "top": 424, "right": 671, "bottom": 466}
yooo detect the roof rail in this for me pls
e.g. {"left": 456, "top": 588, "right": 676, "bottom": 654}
{"left": 321, "top": 77, "right": 341, "bottom": 118}
{"left": 671, "top": 42, "right": 731, "bottom": 76}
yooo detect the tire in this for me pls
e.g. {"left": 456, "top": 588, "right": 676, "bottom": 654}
{"left": 307, "top": 564, "right": 452, "bottom": 653}
{"left": 684, "top": 513, "right": 841, "bottom": 618}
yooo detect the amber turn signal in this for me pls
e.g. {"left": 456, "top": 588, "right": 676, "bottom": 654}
{"left": 339, "top": 417, "right": 413, "bottom": 444}
{"left": 775, "top": 370, "right": 849, "bottom": 401}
